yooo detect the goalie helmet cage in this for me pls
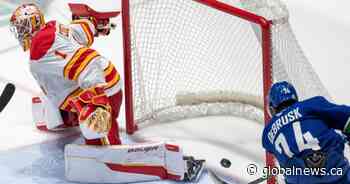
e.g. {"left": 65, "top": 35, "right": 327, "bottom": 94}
{"left": 121, "top": 0, "right": 330, "bottom": 183}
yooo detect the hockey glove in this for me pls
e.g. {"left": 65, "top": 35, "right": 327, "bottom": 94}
{"left": 69, "top": 3, "right": 119, "bottom": 37}
{"left": 69, "top": 86, "right": 112, "bottom": 134}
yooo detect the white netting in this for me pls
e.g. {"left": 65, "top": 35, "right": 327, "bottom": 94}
{"left": 129, "top": 0, "right": 264, "bottom": 124}
{"left": 127, "top": 0, "right": 330, "bottom": 126}
{"left": 127, "top": 1, "right": 330, "bottom": 183}
{"left": 238, "top": 0, "right": 330, "bottom": 100}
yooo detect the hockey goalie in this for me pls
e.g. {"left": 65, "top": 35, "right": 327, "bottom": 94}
{"left": 10, "top": 3, "right": 204, "bottom": 183}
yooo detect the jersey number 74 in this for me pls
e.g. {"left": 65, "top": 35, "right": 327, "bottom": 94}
{"left": 275, "top": 121, "right": 321, "bottom": 158}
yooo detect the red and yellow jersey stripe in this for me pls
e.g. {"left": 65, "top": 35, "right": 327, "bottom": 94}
{"left": 61, "top": 62, "right": 120, "bottom": 112}
{"left": 71, "top": 19, "right": 94, "bottom": 47}
{"left": 60, "top": 88, "right": 84, "bottom": 111}
{"left": 104, "top": 62, "right": 121, "bottom": 90}
{"left": 64, "top": 47, "right": 100, "bottom": 81}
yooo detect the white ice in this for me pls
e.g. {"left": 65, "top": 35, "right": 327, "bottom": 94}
{"left": 0, "top": 0, "right": 349, "bottom": 184}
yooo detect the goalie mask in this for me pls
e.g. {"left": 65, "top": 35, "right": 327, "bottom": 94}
{"left": 10, "top": 4, "right": 45, "bottom": 51}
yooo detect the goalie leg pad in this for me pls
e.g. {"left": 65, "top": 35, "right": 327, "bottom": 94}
{"left": 107, "top": 91, "right": 123, "bottom": 145}
{"left": 65, "top": 141, "right": 185, "bottom": 183}
{"left": 32, "top": 96, "right": 64, "bottom": 130}
{"left": 79, "top": 121, "right": 108, "bottom": 140}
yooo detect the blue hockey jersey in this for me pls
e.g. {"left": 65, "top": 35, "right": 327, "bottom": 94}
{"left": 262, "top": 96, "right": 350, "bottom": 184}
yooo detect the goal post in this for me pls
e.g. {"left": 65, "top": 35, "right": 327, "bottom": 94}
{"left": 121, "top": 0, "right": 330, "bottom": 183}
{"left": 122, "top": 0, "right": 273, "bottom": 133}
{"left": 121, "top": 0, "right": 135, "bottom": 134}
{"left": 122, "top": 0, "right": 275, "bottom": 182}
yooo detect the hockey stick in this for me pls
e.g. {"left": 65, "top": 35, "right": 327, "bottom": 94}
{"left": 247, "top": 174, "right": 272, "bottom": 184}
{"left": 0, "top": 83, "right": 15, "bottom": 113}
{"left": 210, "top": 158, "right": 273, "bottom": 184}
{"left": 210, "top": 168, "right": 272, "bottom": 184}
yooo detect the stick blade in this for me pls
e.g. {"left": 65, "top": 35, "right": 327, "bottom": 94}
{"left": 0, "top": 83, "right": 16, "bottom": 112}
{"left": 208, "top": 169, "right": 241, "bottom": 184}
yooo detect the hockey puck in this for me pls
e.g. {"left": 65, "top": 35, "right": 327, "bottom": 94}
{"left": 220, "top": 158, "right": 231, "bottom": 168}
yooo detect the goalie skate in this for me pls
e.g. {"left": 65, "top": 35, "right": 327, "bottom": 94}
{"left": 184, "top": 156, "right": 205, "bottom": 182}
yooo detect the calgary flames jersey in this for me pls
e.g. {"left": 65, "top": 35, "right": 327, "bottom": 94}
{"left": 29, "top": 20, "right": 121, "bottom": 112}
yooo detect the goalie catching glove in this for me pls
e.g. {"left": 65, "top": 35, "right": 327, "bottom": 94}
{"left": 68, "top": 3, "right": 120, "bottom": 36}
{"left": 69, "top": 85, "right": 112, "bottom": 134}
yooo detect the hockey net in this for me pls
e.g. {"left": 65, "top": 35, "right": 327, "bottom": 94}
{"left": 122, "top": 0, "right": 330, "bottom": 183}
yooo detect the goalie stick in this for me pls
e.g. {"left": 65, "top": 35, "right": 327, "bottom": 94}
{"left": 0, "top": 83, "right": 15, "bottom": 113}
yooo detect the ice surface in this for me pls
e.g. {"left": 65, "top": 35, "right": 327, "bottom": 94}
{"left": 0, "top": 0, "right": 350, "bottom": 184}
{"left": 0, "top": 132, "right": 217, "bottom": 184}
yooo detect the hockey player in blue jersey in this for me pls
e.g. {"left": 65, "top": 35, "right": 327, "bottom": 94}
{"left": 262, "top": 81, "right": 350, "bottom": 184}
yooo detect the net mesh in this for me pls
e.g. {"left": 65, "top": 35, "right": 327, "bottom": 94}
{"left": 238, "top": 0, "right": 330, "bottom": 100}
{"left": 129, "top": 0, "right": 264, "bottom": 124}
{"left": 128, "top": 0, "right": 329, "bottom": 126}
{"left": 127, "top": 1, "right": 330, "bottom": 183}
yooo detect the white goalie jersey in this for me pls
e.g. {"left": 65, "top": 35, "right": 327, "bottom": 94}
{"left": 29, "top": 20, "right": 121, "bottom": 112}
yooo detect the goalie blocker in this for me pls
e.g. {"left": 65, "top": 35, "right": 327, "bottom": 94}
{"left": 65, "top": 141, "right": 205, "bottom": 183}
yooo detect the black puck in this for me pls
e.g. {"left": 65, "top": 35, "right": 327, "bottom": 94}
{"left": 220, "top": 158, "right": 231, "bottom": 168}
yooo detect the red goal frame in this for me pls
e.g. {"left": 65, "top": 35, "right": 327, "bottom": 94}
{"left": 121, "top": 0, "right": 275, "bottom": 183}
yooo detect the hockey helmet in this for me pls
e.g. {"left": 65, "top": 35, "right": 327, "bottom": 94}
{"left": 268, "top": 81, "right": 298, "bottom": 114}
{"left": 10, "top": 3, "right": 45, "bottom": 51}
